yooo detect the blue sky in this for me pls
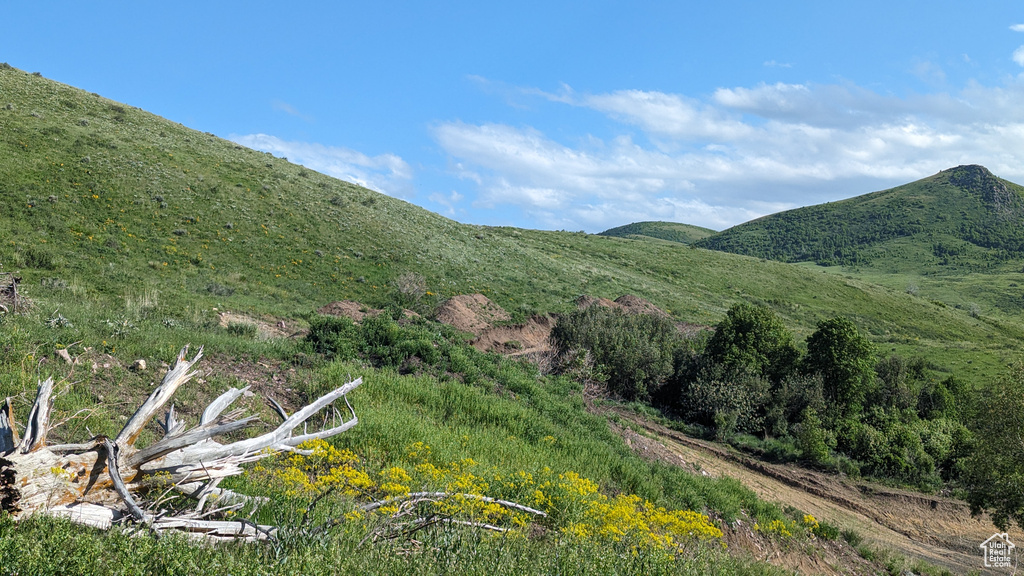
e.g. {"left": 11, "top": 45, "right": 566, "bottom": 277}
{"left": 5, "top": 1, "right": 1024, "bottom": 231}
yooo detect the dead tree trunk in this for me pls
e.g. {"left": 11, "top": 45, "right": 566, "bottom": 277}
{"left": 0, "top": 345, "right": 361, "bottom": 541}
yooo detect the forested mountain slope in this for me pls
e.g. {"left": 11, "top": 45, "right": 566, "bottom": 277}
{"left": 697, "top": 165, "right": 1024, "bottom": 268}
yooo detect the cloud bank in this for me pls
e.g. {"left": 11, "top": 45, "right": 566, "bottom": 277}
{"left": 434, "top": 78, "right": 1024, "bottom": 231}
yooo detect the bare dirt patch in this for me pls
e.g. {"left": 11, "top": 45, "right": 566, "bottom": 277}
{"left": 472, "top": 315, "right": 555, "bottom": 355}
{"left": 608, "top": 408, "right": 997, "bottom": 575}
{"left": 613, "top": 294, "right": 671, "bottom": 317}
{"left": 199, "top": 353, "right": 309, "bottom": 414}
{"left": 435, "top": 294, "right": 510, "bottom": 334}
{"left": 0, "top": 274, "right": 29, "bottom": 314}
{"left": 611, "top": 423, "right": 881, "bottom": 574}
{"left": 575, "top": 294, "right": 620, "bottom": 310}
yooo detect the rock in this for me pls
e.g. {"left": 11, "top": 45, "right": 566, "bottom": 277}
{"left": 131, "top": 359, "right": 147, "bottom": 372}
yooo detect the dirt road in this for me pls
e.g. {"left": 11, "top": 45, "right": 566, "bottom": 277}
{"left": 613, "top": 410, "right": 1006, "bottom": 575}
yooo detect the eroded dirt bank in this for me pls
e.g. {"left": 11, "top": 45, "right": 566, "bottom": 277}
{"left": 611, "top": 409, "right": 1000, "bottom": 574}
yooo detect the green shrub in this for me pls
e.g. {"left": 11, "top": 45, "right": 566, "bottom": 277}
{"left": 551, "top": 306, "right": 680, "bottom": 401}
{"left": 206, "top": 282, "right": 234, "bottom": 296}
{"left": 841, "top": 528, "right": 863, "bottom": 546}
{"left": 22, "top": 245, "right": 58, "bottom": 269}
{"left": 669, "top": 360, "right": 769, "bottom": 434}
{"left": 305, "top": 314, "right": 362, "bottom": 361}
{"left": 812, "top": 520, "right": 840, "bottom": 540}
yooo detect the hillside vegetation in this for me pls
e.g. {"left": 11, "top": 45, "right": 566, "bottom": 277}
{"left": 2, "top": 66, "right": 1020, "bottom": 377}
{"left": 0, "top": 63, "right": 1003, "bottom": 574}
{"left": 599, "top": 221, "right": 716, "bottom": 244}
{"left": 696, "top": 165, "right": 1024, "bottom": 268}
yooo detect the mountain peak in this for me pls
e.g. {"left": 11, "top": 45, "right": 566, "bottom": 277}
{"left": 941, "top": 164, "right": 992, "bottom": 177}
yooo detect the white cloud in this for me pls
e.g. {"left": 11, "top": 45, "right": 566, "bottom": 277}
{"left": 229, "top": 134, "right": 413, "bottom": 198}
{"left": 1011, "top": 24, "right": 1024, "bottom": 32}
{"left": 434, "top": 80, "right": 1024, "bottom": 231}
{"left": 763, "top": 60, "right": 792, "bottom": 68}
{"left": 582, "top": 90, "right": 753, "bottom": 141}
{"left": 1014, "top": 46, "right": 1024, "bottom": 66}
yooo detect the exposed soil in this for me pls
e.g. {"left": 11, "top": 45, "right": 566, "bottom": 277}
{"left": 575, "top": 294, "right": 621, "bottom": 310}
{"left": 199, "top": 353, "right": 310, "bottom": 414}
{"left": 608, "top": 408, "right": 1002, "bottom": 575}
{"left": 613, "top": 294, "right": 672, "bottom": 317}
{"left": 442, "top": 293, "right": 711, "bottom": 357}
{"left": 472, "top": 315, "right": 555, "bottom": 355}
{"left": 435, "top": 294, "right": 511, "bottom": 334}
{"left": 612, "top": 420, "right": 884, "bottom": 574}
{"left": 0, "top": 274, "right": 29, "bottom": 314}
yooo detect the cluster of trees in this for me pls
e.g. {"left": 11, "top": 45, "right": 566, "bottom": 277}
{"left": 552, "top": 303, "right": 973, "bottom": 488}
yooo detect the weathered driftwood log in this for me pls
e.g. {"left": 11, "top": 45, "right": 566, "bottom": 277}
{"left": 0, "top": 345, "right": 361, "bottom": 541}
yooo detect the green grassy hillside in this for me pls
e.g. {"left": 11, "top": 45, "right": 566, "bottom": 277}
{"left": 1, "top": 65, "right": 1017, "bottom": 379}
{"left": 0, "top": 63, "right": 1001, "bottom": 574}
{"left": 599, "top": 221, "right": 717, "bottom": 244}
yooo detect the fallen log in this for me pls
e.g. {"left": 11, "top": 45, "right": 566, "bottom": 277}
{"left": 0, "top": 345, "right": 361, "bottom": 541}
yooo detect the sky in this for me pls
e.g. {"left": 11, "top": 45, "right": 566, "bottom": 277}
{"left": 5, "top": 1, "right": 1024, "bottom": 232}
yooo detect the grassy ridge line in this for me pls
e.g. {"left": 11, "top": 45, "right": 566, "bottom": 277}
{"left": 0, "top": 65, "right": 1014, "bottom": 381}
{"left": 598, "top": 221, "right": 717, "bottom": 244}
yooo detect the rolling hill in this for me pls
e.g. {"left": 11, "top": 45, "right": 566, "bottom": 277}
{"left": 0, "top": 66, "right": 1012, "bottom": 354}
{"left": 0, "top": 63, "right": 1014, "bottom": 574}
{"left": 598, "top": 221, "right": 716, "bottom": 244}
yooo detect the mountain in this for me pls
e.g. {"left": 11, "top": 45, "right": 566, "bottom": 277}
{"left": 695, "top": 165, "right": 1024, "bottom": 269}
{"left": 598, "top": 221, "right": 716, "bottom": 244}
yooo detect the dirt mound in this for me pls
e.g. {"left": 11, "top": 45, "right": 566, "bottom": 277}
{"left": 613, "top": 294, "right": 669, "bottom": 317}
{"left": 472, "top": 315, "right": 555, "bottom": 354}
{"left": 435, "top": 294, "right": 510, "bottom": 334}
